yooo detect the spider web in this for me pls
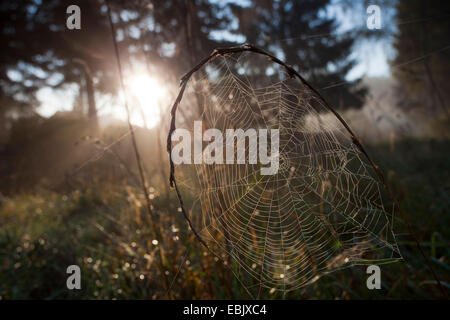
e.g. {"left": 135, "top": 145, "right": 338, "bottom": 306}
{"left": 172, "top": 51, "right": 401, "bottom": 294}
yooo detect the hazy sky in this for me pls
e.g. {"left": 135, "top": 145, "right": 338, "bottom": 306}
{"left": 37, "top": 1, "right": 394, "bottom": 122}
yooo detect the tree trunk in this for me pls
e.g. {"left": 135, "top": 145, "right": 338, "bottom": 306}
{"left": 420, "top": 0, "right": 449, "bottom": 120}
{"left": 0, "top": 105, "right": 7, "bottom": 145}
{"left": 73, "top": 58, "right": 99, "bottom": 134}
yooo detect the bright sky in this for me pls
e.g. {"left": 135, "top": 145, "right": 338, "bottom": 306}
{"left": 36, "top": 2, "right": 393, "bottom": 126}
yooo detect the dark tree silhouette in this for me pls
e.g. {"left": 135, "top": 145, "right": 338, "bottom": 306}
{"left": 393, "top": 0, "right": 450, "bottom": 118}
{"left": 231, "top": 0, "right": 367, "bottom": 110}
{"left": 0, "top": 0, "right": 121, "bottom": 133}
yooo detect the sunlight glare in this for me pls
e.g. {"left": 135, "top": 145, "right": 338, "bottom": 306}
{"left": 127, "top": 74, "right": 165, "bottom": 128}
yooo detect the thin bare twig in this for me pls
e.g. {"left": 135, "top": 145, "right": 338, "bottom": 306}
{"left": 104, "top": 0, "right": 171, "bottom": 298}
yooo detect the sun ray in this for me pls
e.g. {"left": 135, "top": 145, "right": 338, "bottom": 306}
{"left": 127, "top": 74, "right": 165, "bottom": 128}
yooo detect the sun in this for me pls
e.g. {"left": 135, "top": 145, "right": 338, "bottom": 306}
{"left": 127, "top": 74, "right": 165, "bottom": 128}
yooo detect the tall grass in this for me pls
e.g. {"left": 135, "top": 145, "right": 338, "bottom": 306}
{"left": 0, "top": 138, "right": 448, "bottom": 299}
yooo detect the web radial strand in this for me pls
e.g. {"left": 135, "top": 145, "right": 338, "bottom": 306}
{"left": 173, "top": 51, "right": 401, "bottom": 293}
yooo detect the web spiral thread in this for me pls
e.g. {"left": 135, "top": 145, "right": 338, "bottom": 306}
{"left": 171, "top": 51, "right": 401, "bottom": 293}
